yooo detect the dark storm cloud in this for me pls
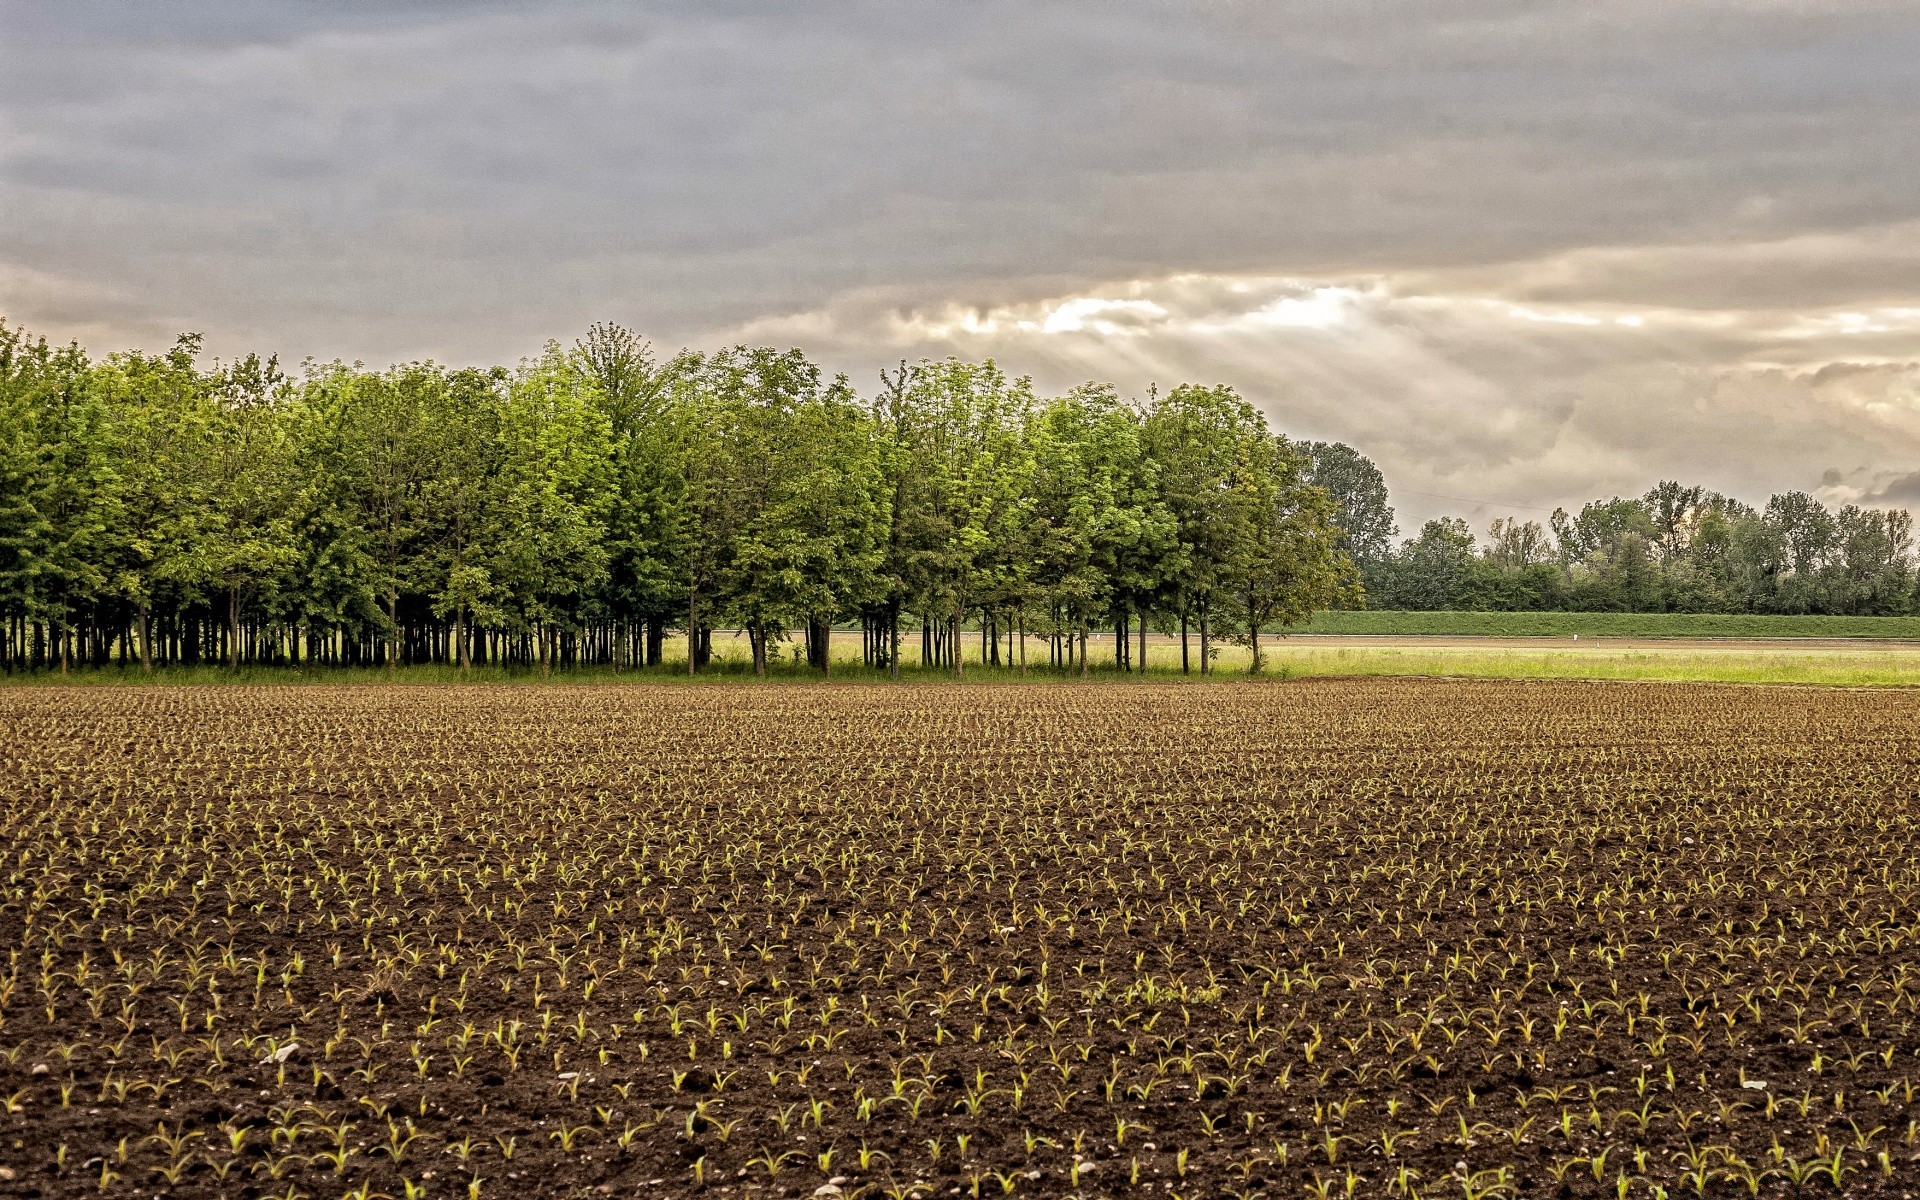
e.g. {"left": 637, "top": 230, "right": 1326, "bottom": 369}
{"left": 4, "top": 1, "right": 1920, "bottom": 521}
{"left": 1862, "top": 471, "right": 1920, "bottom": 508}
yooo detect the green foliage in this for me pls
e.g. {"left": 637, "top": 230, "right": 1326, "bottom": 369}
{"left": 703, "top": 346, "right": 888, "bottom": 673}
{"left": 0, "top": 323, "right": 111, "bottom": 655}
{"left": 1366, "top": 481, "right": 1919, "bottom": 616}
{"left": 1292, "top": 608, "right": 1920, "bottom": 638}
{"left": 0, "top": 321, "right": 1387, "bottom": 676}
{"left": 1225, "top": 430, "right": 1359, "bottom": 672}
{"left": 1300, "top": 439, "right": 1396, "bottom": 569}
{"left": 10, "top": 317, "right": 1917, "bottom": 680}
{"left": 486, "top": 343, "right": 616, "bottom": 648}
{"left": 872, "top": 358, "right": 1036, "bottom": 675}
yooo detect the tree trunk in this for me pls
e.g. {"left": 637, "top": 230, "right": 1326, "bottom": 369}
{"left": 1248, "top": 609, "right": 1262, "bottom": 675}
{"left": 228, "top": 590, "right": 242, "bottom": 669}
{"left": 1077, "top": 614, "right": 1089, "bottom": 679}
{"left": 816, "top": 614, "right": 831, "bottom": 676}
{"left": 1199, "top": 603, "right": 1210, "bottom": 677}
{"left": 138, "top": 601, "right": 153, "bottom": 672}
{"left": 1180, "top": 608, "right": 1190, "bottom": 675}
{"left": 388, "top": 594, "right": 400, "bottom": 673}
{"left": 687, "top": 588, "right": 699, "bottom": 675}
{"left": 751, "top": 621, "right": 767, "bottom": 676}
{"left": 951, "top": 613, "right": 964, "bottom": 679}
{"left": 1138, "top": 603, "right": 1149, "bottom": 674}
{"left": 1018, "top": 610, "right": 1027, "bottom": 676}
{"left": 884, "top": 605, "right": 896, "bottom": 681}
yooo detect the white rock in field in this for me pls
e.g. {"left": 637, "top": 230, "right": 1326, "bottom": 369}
{"left": 557, "top": 1071, "right": 580, "bottom": 1080}
{"left": 814, "top": 1187, "right": 843, "bottom": 1197}
{"left": 1743, "top": 1080, "right": 1767, "bottom": 1090}
{"left": 261, "top": 1043, "right": 298, "bottom": 1064}
{"left": 1682, "top": 837, "right": 1694, "bottom": 845}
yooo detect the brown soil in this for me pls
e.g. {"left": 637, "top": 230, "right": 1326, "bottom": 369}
{"left": 1, "top": 680, "right": 1917, "bottom": 1199}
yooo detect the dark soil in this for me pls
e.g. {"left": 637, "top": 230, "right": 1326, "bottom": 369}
{"left": 1, "top": 679, "right": 1917, "bottom": 1199}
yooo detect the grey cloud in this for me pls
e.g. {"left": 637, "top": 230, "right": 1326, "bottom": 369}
{"left": 732, "top": 271, "right": 1920, "bottom": 524}
{"left": 1390, "top": 224, "right": 1920, "bottom": 313}
{"left": 4, "top": 1, "right": 1920, "bottom": 520}
{"left": 1862, "top": 472, "right": 1920, "bottom": 508}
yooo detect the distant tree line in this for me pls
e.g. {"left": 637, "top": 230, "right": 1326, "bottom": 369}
{"left": 0, "top": 320, "right": 1358, "bottom": 674}
{"left": 1303, "top": 451, "right": 1920, "bottom": 615}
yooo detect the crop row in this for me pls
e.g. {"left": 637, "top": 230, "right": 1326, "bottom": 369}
{"left": 1, "top": 679, "right": 1917, "bottom": 1198}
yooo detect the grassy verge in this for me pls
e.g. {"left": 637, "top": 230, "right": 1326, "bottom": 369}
{"left": 1251, "top": 643, "right": 1920, "bottom": 686}
{"left": 1291, "top": 610, "right": 1920, "bottom": 637}
{"left": 12, "top": 639, "right": 1920, "bottom": 687}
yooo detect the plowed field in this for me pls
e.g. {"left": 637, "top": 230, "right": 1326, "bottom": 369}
{"left": 2, "top": 681, "right": 1917, "bottom": 1198}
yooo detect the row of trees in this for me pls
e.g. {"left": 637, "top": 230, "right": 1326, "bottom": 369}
{"left": 0, "top": 320, "right": 1357, "bottom": 674}
{"left": 1339, "top": 477, "right": 1920, "bottom": 615}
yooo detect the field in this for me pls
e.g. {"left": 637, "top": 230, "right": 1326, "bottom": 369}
{"left": 1225, "top": 638, "right": 1920, "bottom": 687}
{"left": 17, "top": 628, "right": 1920, "bottom": 687}
{"left": 3, "top": 680, "right": 1919, "bottom": 1200}
{"left": 1290, "top": 612, "right": 1920, "bottom": 639}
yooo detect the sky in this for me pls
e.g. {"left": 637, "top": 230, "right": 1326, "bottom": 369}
{"left": 5, "top": 0, "right": 1920, "bottom": 530}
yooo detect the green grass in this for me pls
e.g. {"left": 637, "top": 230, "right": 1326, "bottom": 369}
{"left": 1252, "top": 644, "right": 1920, "bottom": 686}
{"left": 14, "top": 639, "right": 1920, "bottom": 688}
{"left": 1291, "top": 610, "right": 1920, "bottom": 638}
{"left": 14, "top": 619, "right": 1920, "bottom": 688}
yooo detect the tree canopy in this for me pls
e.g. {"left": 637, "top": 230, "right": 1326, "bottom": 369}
{"left": 1362, "top": 484, "right": 1919, "bottom": 616}
{"left": 0, "top": 320, "right": 1355, "bottom": 674}
{"left": 15, "top": 317, "right": 1898, "bottom": 676}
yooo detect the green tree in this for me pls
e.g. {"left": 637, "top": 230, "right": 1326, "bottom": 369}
{"left": 1028, "top": 384, "right": 1169, "bottom": 675}
{"left": 1301, "top": 440, "right": 1397, "bottom": 586}
{"left": 0, "top": 322, "right": 113, "bottom": 670}
{"left": 93, "top": 336, "right": 220, "bottom": 668}
{"left": 1225, "top": 432, "right": 1357, "bottom": 673}
{"left": 875, "top": 358, "right": 1033, "bottom": 677}
{"left": 702, "top": 346, "right": 887, "bottom": 675}
{"left": 294, "top": 360, "right": 477, "bottom": 669}
{"left": 1142, "top": 385, "right": 1263, "bottom": 674}
{"left": 169, "top": 353, "right": 299, "bottom": 667}
{"left": 481, "top": 344, "right": 615, "bottom": 671}
{"left": 575, "top": 324, "right": 686, "bottom": 666}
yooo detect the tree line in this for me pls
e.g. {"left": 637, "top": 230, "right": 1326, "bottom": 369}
{"left": 1305, "top": 453, "right": 1920, "bottom": 615}
{"left": 0, "top": 320, "right": 1358, "bottom": 675}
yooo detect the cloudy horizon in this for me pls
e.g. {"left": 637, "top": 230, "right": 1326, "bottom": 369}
{"left": 6, "top": 0, "right": 1920, "bottom": 529}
